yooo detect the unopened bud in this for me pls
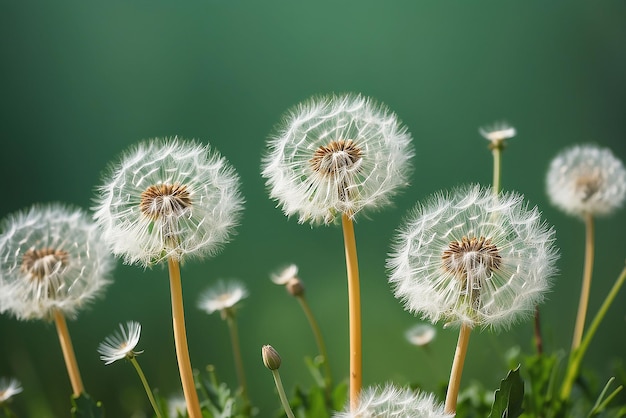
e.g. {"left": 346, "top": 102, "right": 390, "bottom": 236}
{"left": 262, "top": 344, "right": 282, "bottom": 370}
{"left": 286, "top": 277, "right": 305, "bottom": 297}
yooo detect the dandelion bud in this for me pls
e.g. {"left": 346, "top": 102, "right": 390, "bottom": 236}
{"left": 262, "top": 345, "right": 282, "bottom": 370}
{"left": 286, "top": 277, "right": 305, "bottom": 297}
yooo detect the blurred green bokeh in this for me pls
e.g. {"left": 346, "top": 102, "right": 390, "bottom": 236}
{"left": 1, "top": 2, "right": 625, "bottom": 417}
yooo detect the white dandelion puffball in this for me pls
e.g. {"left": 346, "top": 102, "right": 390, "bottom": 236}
{"left": 333, "top": 384, "right": 452, "bottom": 418}
{"left": 388, "top": 185, "right": 558, "bottom": 331}
{"left": 0, "top": 203, "right": 113, "bottom": 321}
{"left": 98, "top": 321, "right": 143, "bottom": 365}
{"left": 198, "top": 280, "right": 248, "bottom": 315}
{"left": 93, "top": 137, "right": 244, "bottom": 267}
{"left": 262, "top": 93, "right": 414, "bottom": 225}
{"left": 546, "top": 144, "right": 626, "bottom": 218}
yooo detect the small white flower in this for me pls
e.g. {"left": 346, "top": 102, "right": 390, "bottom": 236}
{"left": 405, "top": 323, "right": 436, "bottom": 347}
{"left": 198, "top": 280, "right": 248, "bottom": 315}
{"left": 270, "top": 264, "right": 298, "bottom": 285}
{"left": 98, "top": 321, "right": 143, "bottom": 365}
{"left": 388, "top": 185, "right": 558, "bottom": 331}
{"left": 546, "top": 144, "right": 626, "bottom": 218}
{"left": 262, "top": 93, "right": 414, "bottom": 225}
{"left": 93, "top": 137, "right": 244, "bottom": 267}
{"left": 0, "top": 203, "right": 113, "bottom": 321}
{"left": 479, "top": 122, "right": 516, "bottom": 146}
{"left": 333, "top": 384, "right": 452, "bottom": 418}
{"left": 0, "top": 377, "right": 22, "bottom": 403}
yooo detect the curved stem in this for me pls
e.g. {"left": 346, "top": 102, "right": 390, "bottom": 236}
{"left": 561, "top": 264, "right": 626, "bottom": 399}
{"left": 53, "top": 309, "right": 84, "bottom": 396}
{"left": 341, "top": 214, "right": 362, "bottom": 411}
{"left": 226, "top": 314, "right": 249, "bottom": 406}
{"left": 571, "top": 213, "right": 595, "bottom": 351}
{"left": 296, "top": 295, "right": 333, "bottom": 391}
{"left": 271, "top": 369, "right": 295, "bottom": 418}
{"left": 129, "top": 357, "right": 163, "bottom": 418}
{"left": 167, "top": 257, "right": 202, "bottom": 418}
{"left": 444, "top": 323, "right": 472, "bottom": 414}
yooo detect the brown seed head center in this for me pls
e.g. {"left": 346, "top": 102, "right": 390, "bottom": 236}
{"left": 309, "top": 140, "right": 362, "bottom": 178}
{"left": 140, "top": 183, "right": 192, "bottom": 220}
{"left": 442, "top": 236, "right": 502, "bottom": 282}
{"left": 21, "top": 247, "right": 69, "bottom": 281}
{"left": 575, "top": 173, "right": 602, "bottom": 202}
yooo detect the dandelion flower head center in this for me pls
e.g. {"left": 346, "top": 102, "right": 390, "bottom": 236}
{"left": 309, "top": 139, "right": 363, "bottom": 179}
{"left": 441, "top": 236, "right": 502, "bottom": 285}
{"left": 139, "top": 183, "right": 192, "bottom": 220}
{"left": 575, "top": 171, "right": 603, "bottom": 202}
{"left": 21, "top": 247, "right": 69, "bottom": 282}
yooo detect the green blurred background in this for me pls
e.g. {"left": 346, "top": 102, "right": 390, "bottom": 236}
{"left": 1, "top": 1, "right": 625, "bottom": 417}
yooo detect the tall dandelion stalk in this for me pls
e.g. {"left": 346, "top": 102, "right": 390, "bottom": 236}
{"left": 262, "top": 93, "right": 414, "bottom": 410}
{"left": 0, "top": 204, "right": 113, "bottom": 397}
{"left": 93, "top": 137, "right": 244, "bottom": 418}
{"left": 546, "top": 144, "right": 626, "bottom": 351}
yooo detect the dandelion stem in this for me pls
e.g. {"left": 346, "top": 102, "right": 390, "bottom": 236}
{"left": 167, "top": 257, "right": 202, "bottom": 418}
{"left": 533, "top": 306, "right": 544, "bottom": 355}
{"left": 444, "top": 323, "right": 472, "bottom": 414}
{"left": 491, "top": 144, "right": 502, "bottom": 194}
{"left": 341, "top": 213, "right": 362, "bottom": 411}
{"left": 271, "top": 369, "right": 295, "bottom": 418}
{"left": 226, "top": 314, "right": 250, "bottom": 406}
{"left": 53, "top": 309, "right": 84, "bottom": 396}
{"left": 561, "top": 263, "right": 626, "bottom": 399}
{"left": 296, "top": 295, "right": 333, "bottom": 391}
{"left": 571, "top": 212, "right": 595, "bottom": 351}
{"left": 129, "top": 356, "right": 163, "bottom": 418}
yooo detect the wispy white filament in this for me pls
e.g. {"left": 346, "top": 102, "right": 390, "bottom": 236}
{"left": 98, "top": 321, "right": 143, "bottom": 365}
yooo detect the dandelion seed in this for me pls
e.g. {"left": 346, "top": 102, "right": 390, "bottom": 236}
{"left": 0, "top": 203, "right": 113, "bottom": 321}
{"left": 405, "top": 323, "right": 437, "bottom": 347}
{"left": 388, "top": 185, "right": 558, "bottom": 331}
{"left": 546, "top": 144, "right": 626, "bottom": 218}
{"left": 0, "top": 377, "right": 22, "bottom": 403}
{"left": 262, "top": 93, "right": 414, "bottom": 225}
{"left": 98, "top": 321, "right": 143, "bottom": 365}
{"left": 93, "top": 137, "right": 244, "bottom": 267}
{"left": 198, "top": 280, "right": 248, "bottom": 316}
{"left": 333, "top": 384, "right": 452, "bottom": 418}
{"left": 479, "top": 121, "right": 516, "bottom": 149}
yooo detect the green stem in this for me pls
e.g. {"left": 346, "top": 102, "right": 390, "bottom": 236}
{"left": 226, "top": 314, "right": 249, "bottom": 407}
{"left": 561, "top": 264, "right": 626, "bottom": 399}
{"left": 129, "top": 356, "right": 163, "bottom": 418}
{"left": 296, "top": 295, "right": 333, "bottom": 390}
{"left": 571, "top": 212, "right": 595, "bottom": 351}
{"left": 271, "top": 369, "right": 295, "bottom": 418}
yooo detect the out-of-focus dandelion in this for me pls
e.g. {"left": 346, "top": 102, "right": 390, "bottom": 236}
{"left": 546, "top": 144, "right": 626, "bottom": 352}
{"left": 333, "top": 384, "right": 452, "bottom": 418}
{"left": 271, "top": 264, "right": 332, "bottom": 391}
{"left": 0, "top": 377, "right": 22, "bottom": 403}
{"left": 93, "top": 137, "right": 244, "bottom": 418}
{"left": 405, "top": 324, "right": 436, "bottom": 348}
{"left": 199, "top": 280, "right": 250, "bottom": 407}
{"left": 98, "top": 321, "right": 162, "bottom": 418}
{"left": 0, "top": 203, "right": 114, "bottom": 396}
{"left": 262, "top": 345, "right": 295, "bottom": 418}
{"left": 262, "top": 93, "right": 414, "bottom": 409}
{"left": 388, "top": 185, "right": 558, "bottom": 413}
{"left": 479, "top": 121, "right": 516, "bottom": 193}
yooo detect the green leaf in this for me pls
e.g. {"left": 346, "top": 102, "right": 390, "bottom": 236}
{"left": 489, "top": 365, "right": 524, "bottom": 418}
{"left": 71, "top": 393, "right": 104, "bottom": 418}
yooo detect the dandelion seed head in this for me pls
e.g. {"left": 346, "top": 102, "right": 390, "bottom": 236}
{"left": 0, "top": 377, "right": 22, "bottom": 403}
{"left": 198, "top": 280, "right": 248, "bottom": 315}
{"left": 405, "top": 323, "right": 436, "bottom": 347}
{"left": 0, "top": 203, "right": 113, "bottom": 321}
{"left": 97, "top": 321, "right": 143, "bottom": 365}
{"left": 333, "top": 384, "right": 452, "bottom": 418}
{"left": 262, "top": 93, "right": 414, "bottom": 225}
{"left": 387, "top": 185, "right": 558, "bottom": 331}
{"left": 93, "top": 137, "right": 244, "bottom": 267}
{"left": 546, "top": 144, "right": 626, "bottom": 217}
{"left": 479, "top": 121, "right": 516, "bottom": 148}
{"left": 270, "top": 264, "right": 298, "bottom": 285}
